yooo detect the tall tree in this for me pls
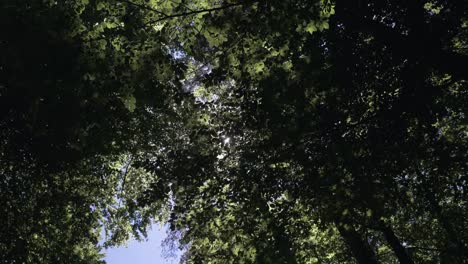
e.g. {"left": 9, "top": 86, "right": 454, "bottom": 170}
{"left": 0, "top": 0, "right": 185, "bottom": 261}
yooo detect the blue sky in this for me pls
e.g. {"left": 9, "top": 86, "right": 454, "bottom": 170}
{"left": 103, "top": 225, "right": 181, "bottom": 264}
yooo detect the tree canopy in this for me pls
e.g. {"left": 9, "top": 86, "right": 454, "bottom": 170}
{"left": 1, "top": 0, "right": 467, "bottom": 263}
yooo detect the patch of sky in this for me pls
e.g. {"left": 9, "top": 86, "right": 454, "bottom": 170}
{"left": 103, "top": 224, "right": 181, "bottom": 264}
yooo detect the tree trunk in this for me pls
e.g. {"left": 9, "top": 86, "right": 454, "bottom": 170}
{"left": 378, "top": 221, "right": 414, "bottom": 264}
{"left": 272, "top": 224, "right": 298, "bottom": 264}
{"left": 336, "top": 222, "right": 380, "bottom": 264}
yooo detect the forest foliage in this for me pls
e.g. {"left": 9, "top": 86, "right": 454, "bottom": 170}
{"left": 0, "top": 0, "right": 467, "bottom": 263}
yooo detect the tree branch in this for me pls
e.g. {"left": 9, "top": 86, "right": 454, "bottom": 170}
{"left": 118, "top": 0, "right": 168, "bottom": 16}
{"left": 146, "top": 0, "right": 258, "bottom": 24}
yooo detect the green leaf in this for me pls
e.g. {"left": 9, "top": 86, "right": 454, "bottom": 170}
{"left": 305, "top": 21, "right": 317, "bottom": 34}
{"left": 122, "top": 95, "right": 136, "bottom": 112}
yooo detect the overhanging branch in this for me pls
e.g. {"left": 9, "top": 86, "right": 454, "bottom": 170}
{"left": 121, "top": 0, "right": 259, "bottom": 25}
{"left": 118, "top": 0, "right": 168, "bottom": 16}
